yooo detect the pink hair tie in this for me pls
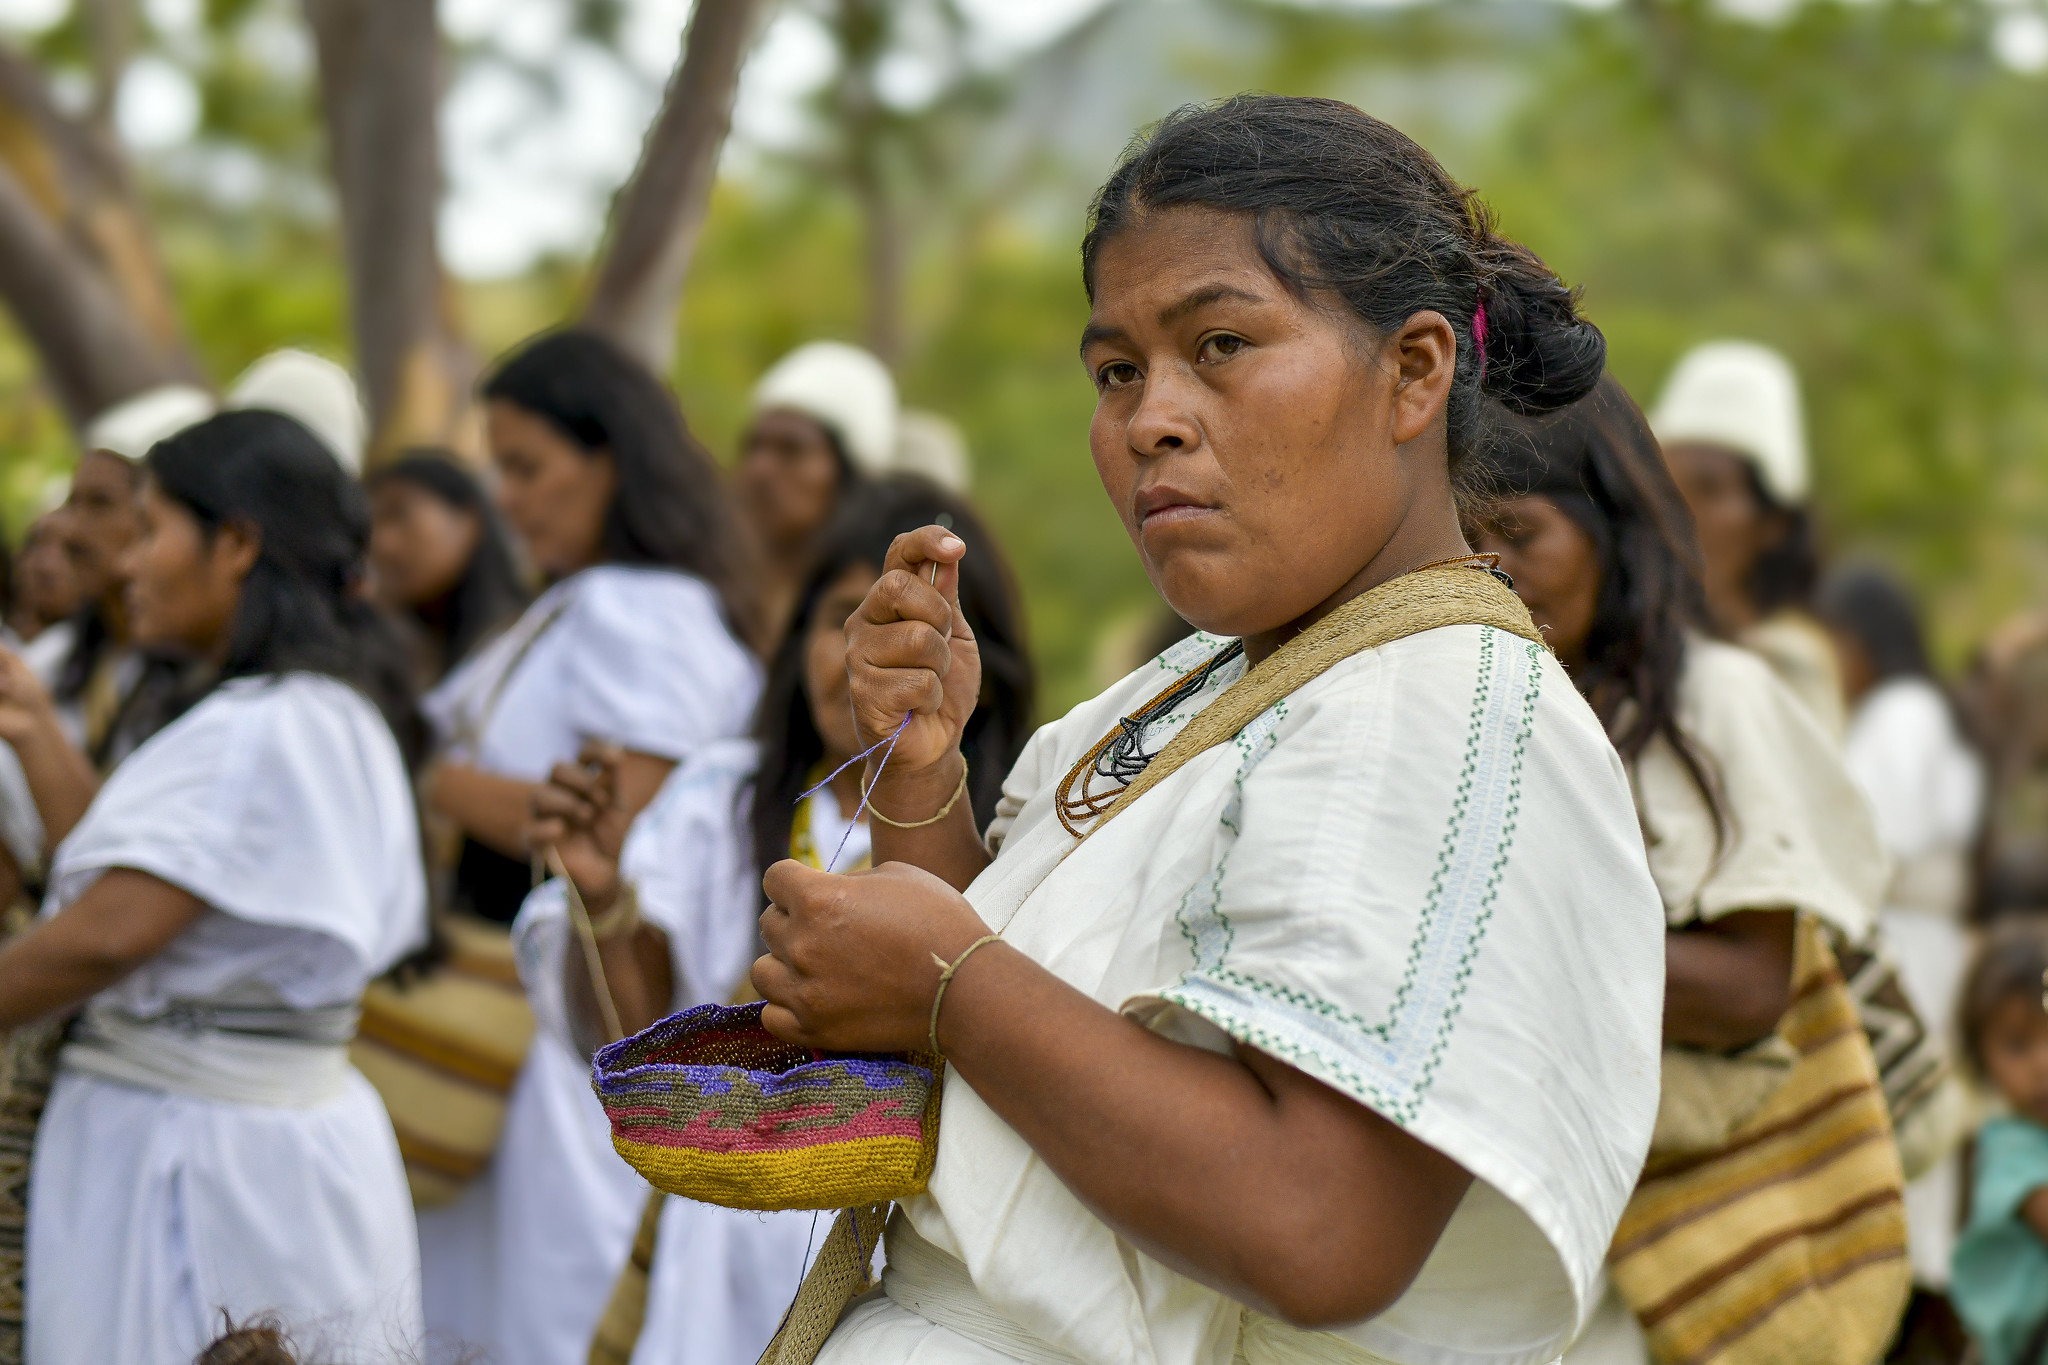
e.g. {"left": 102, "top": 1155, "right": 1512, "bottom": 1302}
{"left": 1472, "top": 299, "right": 1489, "bottom": 384}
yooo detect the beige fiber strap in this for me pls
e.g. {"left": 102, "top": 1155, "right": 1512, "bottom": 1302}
{"left": 1086, "top": 564, "right": 1543, "bottom": 840}
{"left": 754, "top": 1203, "right": 890, "bottom": 1365}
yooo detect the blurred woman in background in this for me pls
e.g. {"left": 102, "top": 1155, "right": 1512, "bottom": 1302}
{"left": 1819, "top": 562, "right": 1985, "bottom": 1302}
{"left": 414, "top": 328, "right": 758, "bottom": 1365}
{"left": 736, "top": 340, "right": 898, "bottom": 640}
{"left": 1652, "top": 341, "right": 1846, "bottom": 740}
{"left": 1474, "top": 373, "right": 1895, "bottom": 1365}
{"left": 0, "top": 410, "right": 426, "bottom": 1365}
{"left": 367, "top": 451, "right": 530, "bottom": 691}
{"left": 2, "top": 512, "right": 80, "bottom": 654}
{"left": 516, "top": 473, "right": 1035, "bottom": 1364}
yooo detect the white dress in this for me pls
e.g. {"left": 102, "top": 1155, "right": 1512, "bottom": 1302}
{"left": 1566, "top": 640, "right": 1889, "bottom": 1365}
{"left": 821, "top": 625, "right": 1667, "bottom": 1365}
{"left": 24, "top": 673, "right": 427, "bottom": 1365}
{"left": 1843, "top": 675, "right": 1984, "bottom": 1290}
{"left": 515, "top": 742, "right": 821, "bottom": 1365}
{"left": 417, "top": 565, "right": 762, "bottom": 1365}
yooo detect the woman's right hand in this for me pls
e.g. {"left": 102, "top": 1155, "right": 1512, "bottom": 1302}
{"left": 527, "top": 742, "right": 630, "bottom": 912}
{"left": 0, "top": 649, "right": 61, "bottom": 751}
{"left": 845, "top": 524, "right": 979, "bottom": 779}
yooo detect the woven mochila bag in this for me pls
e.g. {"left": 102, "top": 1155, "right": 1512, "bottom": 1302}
{"left": 1607, "top": 916, "right": 1910, "bottom": 1365}
{"left": 590, "top": 563, "right": 1545, "bottom": 1365}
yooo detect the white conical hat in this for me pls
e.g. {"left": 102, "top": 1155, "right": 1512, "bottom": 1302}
{"left": 227, "top": 349, "right": 367, "bottom": 477}
{"left": 1650, "top": 340, "right": 1808, "bottom": 504}
{"left": 750, "top": 341, "right": 898, "bottom": 475}
{"left": 82, "top": 384, "right": 217, "bottom": 461}
{"left": 891, "top": 410, "right": 971, "bottom": 492}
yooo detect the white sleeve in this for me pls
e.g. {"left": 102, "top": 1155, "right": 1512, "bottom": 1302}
{"left": 560, "top": 570, "right": 758, "bottom": 761}
{"left": 0, "top": 743, "right": 42, "bottom": 877}
{"left": 48, "top": 677, "right": 427, "bottom": 974}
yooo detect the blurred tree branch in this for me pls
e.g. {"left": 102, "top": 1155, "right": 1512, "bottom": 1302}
{"left": 305, "top": 0, "right": 476, "bottom": 463}
{"left": 582, "top": 0, "right": 773, "bottom": 375}
{"left": 0, "top": 43, "right": 198, "bottom": 428}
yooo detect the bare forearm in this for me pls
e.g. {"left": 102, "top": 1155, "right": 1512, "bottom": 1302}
{"left": 937, "top": 944, "right": 1466, "bottom": 1325}
{"left": 11, "top": 728, "right": 97, "bottom": 853}
{"left": 1664, "top": 910, "right": 1795, "bottom": 1051}
{"left": 564, "top": 914, "right": 674, "bottom": 1056}
{"left": 429, "top": 763, "right": 538, "bottom": 858}
{"left": 866, "top": 752, "right": 991, "bottom": 892}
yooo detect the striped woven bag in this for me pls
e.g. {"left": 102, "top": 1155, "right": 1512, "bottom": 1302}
{"left": 1608, "top": 915, "right": 1910, "bottom": 1365}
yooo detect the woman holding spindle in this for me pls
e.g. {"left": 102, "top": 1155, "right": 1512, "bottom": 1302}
{"left": 414, "top": 329, "right": 759, "bottom": 1365}
{"left": 745, "top": 95, "right": 1667, "bottom": 1365}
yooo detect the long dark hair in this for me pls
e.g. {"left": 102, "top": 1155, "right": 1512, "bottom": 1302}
{"left": 750, "top": 476, "right": 1035, "bottom": 881}
{"left": 1082, "top": 95, "right": 1606, "bottom": 507}
{"left": 1816, "top": 563, "right": 1930, "bottom": 684}
{"left": 1491, "top": 373, "right": 1722, "bottom": 822}
{"left": 146, "top": 410, "right": 421, "bottom": 765}
{"left": 481, "top": 328, "right": 758, "bottom": 648}
{"left": 366, "top": 451, "right": 531, "bottom": 672}
{"left": 1743, "top": 465, "right": 1821, "bottom": 617}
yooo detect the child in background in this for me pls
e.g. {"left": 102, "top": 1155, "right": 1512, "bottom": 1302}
{"left": 1952, "top": 921, "right": 2048, "bottom": 1364}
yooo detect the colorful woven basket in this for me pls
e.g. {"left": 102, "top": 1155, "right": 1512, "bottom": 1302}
{"left": 591, "top": 1001, "right": 942, "bottom": 1212}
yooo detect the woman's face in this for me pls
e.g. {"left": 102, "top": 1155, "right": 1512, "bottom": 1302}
{"left": 1472, "top": 496, "right": 1601, "bottom": 671}
{"left": 1663, "top": 442, "right": 1785, "bottom": 625}
{"left": 803, "top": 562, "right": 879, "bottom": 762}
{"left": 486, "top": 399, "right": 615, "bottom": 579}
{"left": 119, "top": 483, "right": 255, "bottom": 658}
{"left": 13, "top": 512, "right": 81, "bottom": 625}
{"left": 64, "top": 449, "right": 146, "bottom": 607}
{"left": 369, "top": 478, "right": 484, "bottom": 609}
{"left": 739, "top": 409, "right": 843, "bottom": 555}
{"left": 1080, "top": 206, "right": 1457, "bottom": 643}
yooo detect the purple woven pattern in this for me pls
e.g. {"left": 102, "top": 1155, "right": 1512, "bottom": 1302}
{"left": 592, "top": 1002, "right": 936, "bottom": 1155}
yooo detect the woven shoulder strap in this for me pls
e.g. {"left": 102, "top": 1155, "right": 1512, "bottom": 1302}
{"left": 1086, "top": 565, "right": 1543, "bottom": 841}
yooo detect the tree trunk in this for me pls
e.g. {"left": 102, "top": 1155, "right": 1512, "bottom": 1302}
{"left": 0, "top": 44, "right": 199, "bottom": 427}
{"left": 305, "top": 0, "right": 475, "bottom": 464}
{"left": 581, "top": 0, "right": 771, "bottom": 376}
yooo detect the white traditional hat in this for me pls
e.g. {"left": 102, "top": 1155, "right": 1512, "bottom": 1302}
{"left": 750, "top": 341, "right": 898, "bottom": 476}
{"left": 891, "top": 410, "right": 971, "bottom": 492}
{"left": 82, "top": 384, "right": 217, "bottom": 461}
{"left": 1650, "top": 340, "right": 1809, "bottom": 505}
{"left": 227, "top": 349, "right": 368, "bottom": 477}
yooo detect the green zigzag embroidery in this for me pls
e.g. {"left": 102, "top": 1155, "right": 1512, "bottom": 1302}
{"left": 1157, "top": 629, "right": 1543, "bottom": 1125}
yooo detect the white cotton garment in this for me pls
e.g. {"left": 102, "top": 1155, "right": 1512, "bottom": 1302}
{"left": 514, "top": 742, "right": 821, "bottom": 1365}
{"left": 422, "top": 565, "right": 759, "bottom": 776}
{"left": 418, "top": 566, "right": 763, "bottom": 1365}
{"left": 821, "top": 625, "right": 1668, "bottom": 1365}
{"left": 26, "top": 672, "right": 427, "bottom": 1365}
{"left": 1631, "top": 636, "right": 1887, "bottom": 941}
{"left": 506, "top": 741, "right": 818, "bottom": 1365}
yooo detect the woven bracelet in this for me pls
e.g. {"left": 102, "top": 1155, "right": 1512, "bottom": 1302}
{"left": 927, "top": 933, "right": 1003, "bottom": 1055}
{"left": 868, "top": 757, "right": 969, "bottom": 830}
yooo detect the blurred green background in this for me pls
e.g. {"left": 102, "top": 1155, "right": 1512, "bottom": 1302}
{"left": 3, "top": 0, "right": 2047, "bottom": 716}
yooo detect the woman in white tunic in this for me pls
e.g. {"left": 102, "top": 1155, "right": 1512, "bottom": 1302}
{"left": 0, "top": 410, "right": 427, "bottom": 1364}
{"left": 749, "top": 96, "right": 1668, "bottom": 1365}
{"left": 1474, "top": 375, "right": 1895, "bottom": 1363}
{"left": 416, "top": 329, "right": 759, "bottom": 1365}
{"left": 524, "top": 477, "right": 1037, "bottom": 1363}
{"left": 1819, "top": 564, "right": 1985, "bottom": 1295}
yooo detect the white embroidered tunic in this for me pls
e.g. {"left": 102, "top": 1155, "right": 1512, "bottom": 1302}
{"left": 27, "top": 673, "right": 426, "bottom": 1365}
{"left": 416, "top": 564, "right": 763, "bottom": 1365}
{"left": 823, "top": 624, "right": 1667, "bottom": 1365}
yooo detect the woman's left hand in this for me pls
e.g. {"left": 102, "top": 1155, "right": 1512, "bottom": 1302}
{"left": 753, "top": 859, "right": 992, "bottom": 1053}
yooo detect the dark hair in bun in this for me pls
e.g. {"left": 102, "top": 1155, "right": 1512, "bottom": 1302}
{"left": 1081, "top": 94, "right": 1606, "bottom": 504}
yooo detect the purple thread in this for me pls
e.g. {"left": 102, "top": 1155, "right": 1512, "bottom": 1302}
{"left": 1472, "top": 299, "right": 1489, "bottom": 384}
{"left": 795, "top": 712, "right": 914, "bottom": 871}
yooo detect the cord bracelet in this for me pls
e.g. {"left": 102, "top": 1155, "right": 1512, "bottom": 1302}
{"left": 927, "top": 933, "right": 1003, "bottom": 1056}
{"left": 868, "top": 757, "right": 970, "bottom": 829}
